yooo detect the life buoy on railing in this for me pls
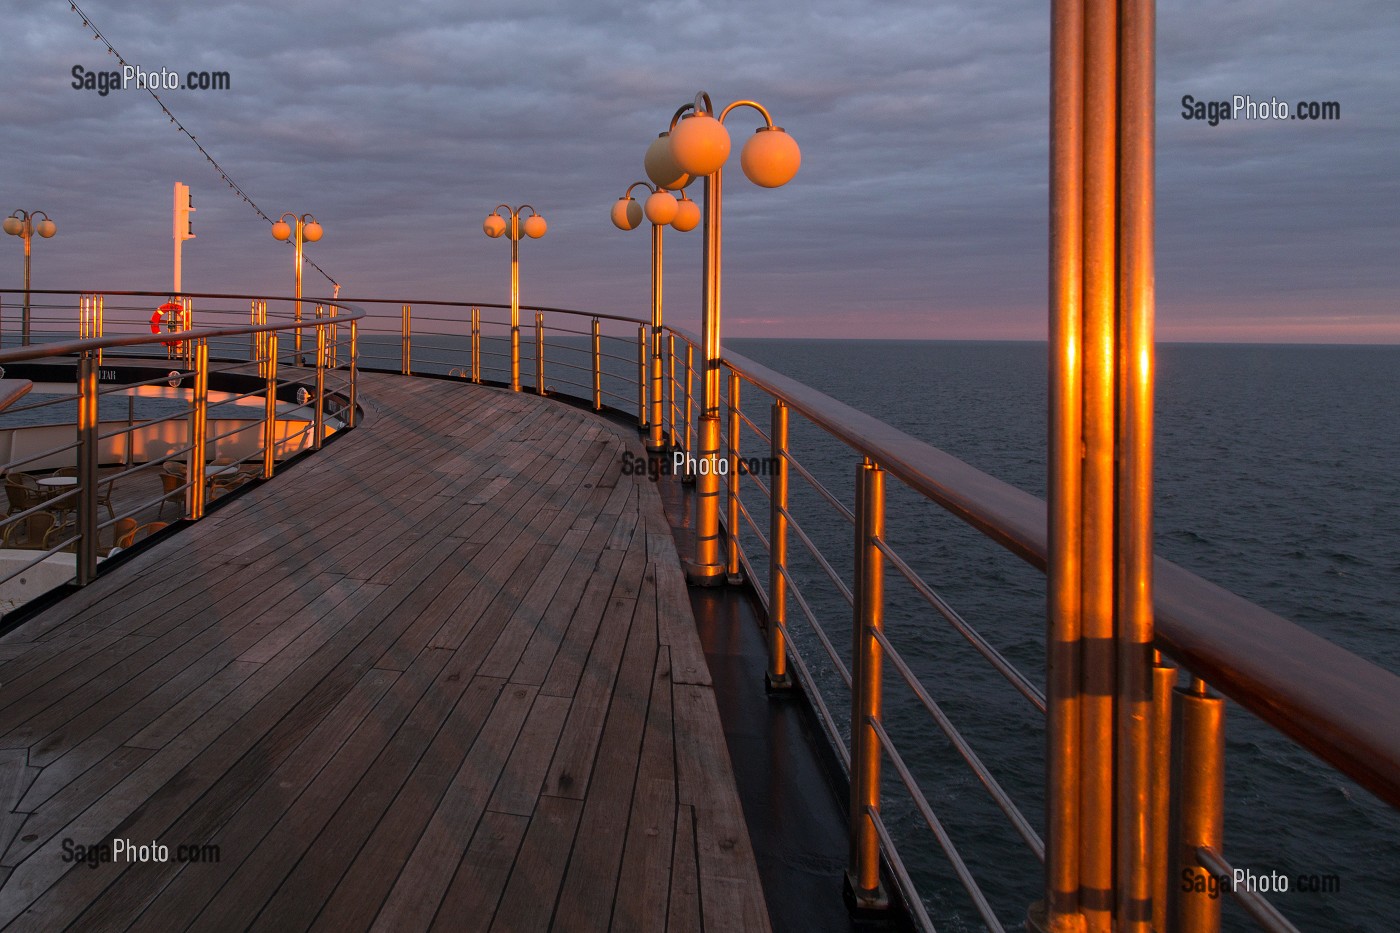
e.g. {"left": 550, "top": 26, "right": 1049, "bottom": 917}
{"left": 155, "top": 301, "right": 184, "bottom": 354}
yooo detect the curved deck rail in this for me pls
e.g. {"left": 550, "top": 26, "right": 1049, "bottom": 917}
{"left": 0, "top": 289, "right": 362, "bottom": 609}
{"left": 4, "top": 288, "right": 1394, "bottom": 930}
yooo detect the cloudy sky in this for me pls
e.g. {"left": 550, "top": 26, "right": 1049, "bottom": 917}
{"left": 1, "top": 0, "right": 1396, "bottom": 341}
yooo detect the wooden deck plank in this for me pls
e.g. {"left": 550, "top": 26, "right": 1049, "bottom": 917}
{"left": 0, "top": 373, "right": 768, "bottom": 932}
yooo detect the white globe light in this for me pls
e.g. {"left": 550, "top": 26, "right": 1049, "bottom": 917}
{"left": 611, "top": 197, "right": 643, "bottom": 231}
{"left": 36, "top": 219, "right": 56, "bottom": 238}
{"left": 483, "top": 213, "right": 505, "bottom": 238}
{"left": 271, "top": 220, "right": 291, "bottom": 241}
{"left": 523, "top": 214, "right": 547, "bottom": 238}
{"left": 671, "top": 197, "right": 700, "bottom": 233}
{"left": 3, "top": 217, "right": 23, "bottom": 236}
{"left": 740, "top": 127, "right": 801, "bottom": 188}
{"left": 669, "top": 112, "right": 731, "bottom": 177}
{"left": 302, "top": 221, "right": 323, "bottom": 242}
{"left": 644, "top": 133, "right": 692, "bottom": 190}
{"left": 644, "top": 190, "right": 678, "bottom": 226}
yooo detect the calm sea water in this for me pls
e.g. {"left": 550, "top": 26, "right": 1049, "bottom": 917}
{"left": 725, "top": 339, "right": 1400, "bottom": 933}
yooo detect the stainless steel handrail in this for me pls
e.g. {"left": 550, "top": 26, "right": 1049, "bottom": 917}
{"left": 672, "top": 325, "right": 1400, "bottom": 810}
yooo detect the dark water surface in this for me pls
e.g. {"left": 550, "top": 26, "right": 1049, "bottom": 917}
{"left": 726, "top": 339, "right": 1400, "bottom": 932}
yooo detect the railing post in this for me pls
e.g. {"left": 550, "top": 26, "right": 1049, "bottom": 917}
{"left": 684, "top": 342, "right": 695, "bottom": 455}
{"left": 726, "top": 371, "right": 742, "bottom": 584}
{"left": 263, "top": 331, "right": 278, "bottom": 479}
{"left": 1171, "top": 678, "right": 1223, "bottom": 933}
{"left": 846, "top": 458, "right": 887, "bottom": 910}
{"left": 535, "top": 311, "right": 546, "bottom": 395}
{"left": 471, "top": 307, "right": 482, "bottom": 383}
{"left": 401, "top": 303, "right": 411, "bottom": 375}
{"left": 637, "top": 323, "right": 647, "bottom": 429}
{"left": 187, "top": 338, "right": 209, "bottom": 520}
{"left": 347, "top": 319, "right": 358, "bottom": 430}
{"left": 314, "top": 322, "right": 326, "bottom": 450}
{"left": 1151, "top": 656, "right": 1177, "bottom": 933}
{"left": 75, "top": 351, "right": 99, "bottom": 585}
{"left": 666, "top": 333, "right": 677, "bottom": 447}
{"left": 250, "top": 299, "right": 259, "bottom": 363}
{"left": 765, "top": 401, "right": 792, "bottom": 690}
{"left": 591, "top": 318, "right": 602, "bottom": 411}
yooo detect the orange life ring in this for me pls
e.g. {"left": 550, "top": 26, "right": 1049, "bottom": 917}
{"left": 156, "top": 302, "right": 184, "bottom": 352}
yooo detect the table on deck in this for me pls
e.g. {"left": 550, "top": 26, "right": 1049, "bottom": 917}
{"left": 0, "top": 373, "right": 770, "bottom": 932}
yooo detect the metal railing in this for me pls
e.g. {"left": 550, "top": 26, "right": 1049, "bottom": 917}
{"left": 657, "top": 324, "right": 1398, "bottom": 932}
{"left": 5, "top": 289, "right": 1392, "bottom": 929}
{"left": 0, "top": 289, "right": 360, "bottom": 608}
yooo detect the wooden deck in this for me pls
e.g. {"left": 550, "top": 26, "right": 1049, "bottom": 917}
{"left": 0, "top": 372, "right": 771, "bottom": 932}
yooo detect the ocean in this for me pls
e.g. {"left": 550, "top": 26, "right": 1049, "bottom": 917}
{"left": 724, "top": 339, "right": 1400, "bottom": 932}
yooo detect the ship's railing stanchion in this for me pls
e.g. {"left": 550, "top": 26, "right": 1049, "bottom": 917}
{"left": 187, "top": 338, "right": 209, "bottom": 520}
{"left": 765, "top": 400, "right": 792, "bottom": 690}
{"left": 591, "top": 318, "right": 602, "bottom": 410}
{"left": 400, "top": 303, "right": 411, "bottom": 375}
{"left": 314, "top": 321, "right": 326, "bottom": 450}
{"left": 75, "top": 350, "right": 99, "bottom": 584}
{"left": 637, "top": 324, "right": 647, "bottom": 429}
{"left": 726, "top": 370, "right": 742, "bottom": 583}
{"left": 1151, "top": 655, "right": 1177, "bottom": 932}
{"left": 535, "top": 311, "right": 546, "bottom": 395}
{"left": 347, "top": 319, "right": 358, "bottom": 430}
{"left": 1172, "top": 678, "right": 1224, "bottom": 933}
{"left": 684, "top": 343, "right": 694, "bottom": 473}
{"left": 263, "top": 331, "right": 278, "bottom": 479}
{"left": 471, "top": 307, "right": 482, "bottom": 383}
{"left": 847, "top": 457, "right": 888, "bottom": 910}
{"left": 666, "top": 334, "right": 677, "bottom": 447}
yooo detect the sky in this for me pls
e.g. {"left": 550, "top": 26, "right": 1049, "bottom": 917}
{"left": 0, "top": 0, "right": 1396, "bottom": 342}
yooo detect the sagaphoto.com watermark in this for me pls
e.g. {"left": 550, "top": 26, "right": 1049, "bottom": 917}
{"left": 1180, "top": 94, "right": 1340, "bottom": 126}
{"left": 72, "top": 64, "right": 230, "bottom": 96}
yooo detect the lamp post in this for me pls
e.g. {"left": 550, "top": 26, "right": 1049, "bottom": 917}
{"left": 654, "top": 92, "right": 800, "bottom": 586}
{"left": 3, "top": 210, "right": 58, "bottom": 346}
{"left": 611, "top": 181, "right": 699, "bottom": 452}
{"left": 483, "top": 204, "right": 547, "bottom": 392}
{"left": 270, "top": 212, "right": 324, "bottom": 366}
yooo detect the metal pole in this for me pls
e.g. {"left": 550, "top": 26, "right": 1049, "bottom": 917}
{"left": 401, "top": 303, "right": 411, "bottom": 375}
{"left": 188, "top": 339, "right": 209, "bottom": 520}
{"left": 1043, "top": 0, "right": 1085, "bottom": 920}
{"left": 535, "top": 311, "right": 545, "bottom": 395}
{"left": 685, "top": 343, "right": 694, "bottom": 457}
{"left": 471, "top": 307, "right": 481, "bottom": 383}
{"left": 294, "top": 221, "right": 303, "bottom": 365}
{"left": 347, "top": 318, "right": 358, "bottom": 430}
{"left": 688, "top": 166, "right": 725, "bottom": 584}
{"left": 1077, "top": 5, "right": 1121, "bottom": 929}
{"left": 666, "top": 334, "right": 677, "bottom": 446}
{"left": 1151, "top": 658, "right": 1176, "bottom": 933}
{"left": 1116, "top": 2, "right": 1157, "bottom": 929}
{"left": 1172, "top": 679, "right": 1223, "bottom": 933}
{"left": 637, "top": 324, "right": 647, "bottom": 429}
{"left": 647, "top": 223, "right": 665, "bottom": 451}
{"left": 314, "top": 322, "right": 326, "bottom": 450}
{"left": 22, "top": 229, "right": 31, "bottom": 346}
{"left": 766, "top": 401, "right": 791, "bottom": 690}
{"left": 263, "top": 331, "right": 278, "bottom": 479}
{"left": 726, "top": 371, "right": 742, "bottom": 583}
{"left": 76, "top": 352, "right": 99, "bottom": 584}
{"left": 846, "top": 459, "right": 887, "bottom": 910}
{"left": 510, "top": 213, "right": 521, "bottom": 392}
{"left": 591, "top": 318, "right": 602, "bottom": 410}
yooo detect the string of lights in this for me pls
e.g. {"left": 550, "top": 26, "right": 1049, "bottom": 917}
{"left": 67, "top": 0, "right": 340, "bottom": 290}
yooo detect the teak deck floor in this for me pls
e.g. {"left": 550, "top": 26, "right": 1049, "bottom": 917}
{"left": 0, "top": 373, "right": 770, "bottom": 932}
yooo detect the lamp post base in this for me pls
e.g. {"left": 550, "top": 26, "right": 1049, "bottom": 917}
{"left": 684, "top": 559, "right": 726, "bottom": 587}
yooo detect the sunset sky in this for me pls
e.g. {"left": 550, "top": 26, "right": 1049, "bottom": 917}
{"left": 1, "top": 0, "right": 1396, "bottom": 342}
